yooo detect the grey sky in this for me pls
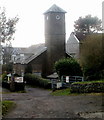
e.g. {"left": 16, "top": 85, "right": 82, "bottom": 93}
{"left": 1, "top": 0, "right": 103, "bottom": 47}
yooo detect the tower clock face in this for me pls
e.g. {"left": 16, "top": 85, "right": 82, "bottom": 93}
{"left": 56, "top": 15, "right": 60, "bottom": 20}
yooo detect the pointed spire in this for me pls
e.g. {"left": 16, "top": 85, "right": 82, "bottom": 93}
{"left": 44, "top": 4, "right": 66, "bottom": 14}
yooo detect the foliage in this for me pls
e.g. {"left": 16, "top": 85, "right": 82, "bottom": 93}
{"left": 80, "top": 34, "right": 104, "bottom": 80}
{"left": 54, "top": 58, "right": 82, "bottom": 77}
{"left": 0, "top": 7, "right": 19, "bottom": 44}
{"left": 2, "top": 73, "right": 7, "bottom": 81}
{"left": 70, "top": 80, "right": 104, "bottom": 93}
{"left": 2, "top": 100, "right": 16, "bottom": 116}
{"left": 74, "top": 15, "right": 102, "bottom": 41}
{"left": 2, "top": 46, "right": 13, "bottom": 64}
{"left": 24, "top": 73, "right": 51, "bottom": 89}
{"left": 74, "top": 15, "right": 102, "bottom": 34}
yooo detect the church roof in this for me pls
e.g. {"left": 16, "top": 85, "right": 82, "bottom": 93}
{"left": 12, "top": 43, "right": 46, "bottom": 64}
{"left": 24, "top": 47, "right": 47, "bottom": 64}
{"left": 44, "top": 4, "right": 66, "bottom": 14}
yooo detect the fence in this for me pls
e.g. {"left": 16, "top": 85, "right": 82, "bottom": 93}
{"left": 51, "top": 75, "right": 84, "bottom": 90}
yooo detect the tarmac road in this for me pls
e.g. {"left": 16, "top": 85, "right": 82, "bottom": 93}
{"left": 2, "top": 85, "right": 104, "bottom": 119}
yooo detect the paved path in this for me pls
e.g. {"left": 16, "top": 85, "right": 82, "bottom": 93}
{"left": 2, "top": 86, "right": 104, "bottom": 119}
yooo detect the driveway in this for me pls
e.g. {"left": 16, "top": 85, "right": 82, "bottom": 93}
{"left": 2, "top": 85, "right": 104, "bottom": 119}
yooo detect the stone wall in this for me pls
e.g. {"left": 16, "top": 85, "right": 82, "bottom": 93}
{"left": 70, "top": 82, "right": 104, "bottom": 93}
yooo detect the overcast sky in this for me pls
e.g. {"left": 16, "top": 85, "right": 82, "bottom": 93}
{"left": 0, "top": 0, "right": 103, "bottom": 47}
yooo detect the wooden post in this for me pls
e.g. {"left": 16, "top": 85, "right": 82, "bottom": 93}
{"left": 10, "top": 75, "right": 15, "bottom": 92}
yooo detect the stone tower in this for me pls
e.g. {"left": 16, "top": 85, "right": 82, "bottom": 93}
{"left": 43, "top": 4, "right": 66, "bottom": 76}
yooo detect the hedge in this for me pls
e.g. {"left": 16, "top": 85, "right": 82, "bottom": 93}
{"left": 24, "top": 73, "right": 51, "bottom": 89}
{"left": 70, "top": 80, "right": 104, "bottom": 93}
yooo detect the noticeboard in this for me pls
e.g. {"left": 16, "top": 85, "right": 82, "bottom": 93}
{"left": 66, "top": 76, "right": 69, "bottom": 83}
{"left": 14, "top": 77, "right": 23, "bottom": 83}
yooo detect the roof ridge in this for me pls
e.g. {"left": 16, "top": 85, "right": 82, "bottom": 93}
{"left": 44, "top": 4, "right": 66, "bottom": 14}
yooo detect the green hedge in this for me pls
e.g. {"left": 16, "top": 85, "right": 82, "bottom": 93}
{"left": 70, "top": 80, "right": 104, "bottom": 93}
{"left": 2, "top": 73, "right": 8, "bottom": 82}
{"left": 24, "top": 73, "right": 51, "bottom": 89}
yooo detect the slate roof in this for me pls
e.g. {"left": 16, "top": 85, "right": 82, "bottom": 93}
{"left": 24, "top": 47, "right": 47, "bottom": 64}
{"left": 47, "top": 72, "right": 58, "bottom": 79}
{"left": 66, "top": 32, "right": 80, "bottom": 58}
{"left": 12, "top": 47, "right": 27, "bottom": 55}
{"left": 13, "top": 43, "right": 46, "bottom": 64}
{"left": 44, "top": 4, "right": 66, "bottom": 14}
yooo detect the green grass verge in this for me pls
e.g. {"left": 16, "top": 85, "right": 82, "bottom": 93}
{"left": 50, "top": 88, "right": 104, "bottom": 96}
{"left": 2, "top": 100, "right": 16, "bottom": 116}
{"left": 50, "top": 88, "right": 71, "bottom": 96}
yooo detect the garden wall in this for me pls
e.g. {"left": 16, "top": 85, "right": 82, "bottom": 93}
{"left": 70, "top": 81, "right": 104, "bottom": 93}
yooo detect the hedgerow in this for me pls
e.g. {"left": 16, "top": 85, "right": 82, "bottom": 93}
{"left": 24, "top": 73, "right": 51, "bottom": 89}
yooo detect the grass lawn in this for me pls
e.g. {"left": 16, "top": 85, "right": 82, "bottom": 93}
{"left": 2, "top": 100, "right": 16, "bottom": 116}
{"left": 50, "top": 88, "right": 104, "bottom": 96}
{"left": 50, "top": 88, "right": 71, "bottom": 96}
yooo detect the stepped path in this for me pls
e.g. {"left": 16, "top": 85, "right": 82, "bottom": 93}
{"left": 2, "top": 85, "right": 103, "bottom": 119}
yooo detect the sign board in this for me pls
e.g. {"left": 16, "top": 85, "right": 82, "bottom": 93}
{"left": 66, "top": 76, "right": 69, "bottom": 83}
{"left": 57, "top": 82, "right": 62, "bottom": 88}
{"left": 15, "top": 77, "right": 23, "bottom": 83}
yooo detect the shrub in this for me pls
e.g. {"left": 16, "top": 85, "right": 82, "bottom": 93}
{"left": 54, "top": 58, "right": 82, "bottom": 77}
{"left": 70, "top": 80, "right": 104, "bottom": 93}
{"left": 2, "top": 73, "right": 8, "bottom": 82}
{"left": 24, "top": 73, "right": 51, "bottom": 89}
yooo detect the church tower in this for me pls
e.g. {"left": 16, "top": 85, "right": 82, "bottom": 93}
{"left": 43, "top": 4, "right": 66, "bottom": 76}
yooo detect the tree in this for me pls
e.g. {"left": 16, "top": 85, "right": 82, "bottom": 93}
{"left": 80, "top": 34, "right": 104, "bottom": 80}
{"left": 74, "top": 15, "right": 102, "bottom": 40}
{"left": 0, "top": 7, "right": 19, "bottom": 44}
{"left": 54, "top": 58, "right": 82, "bottom": 77}
{"left": 0, "top": 7, "right": 19, "bottom": 75}
{"left": 2, "top": 46, "right": 13, "bottom": 64}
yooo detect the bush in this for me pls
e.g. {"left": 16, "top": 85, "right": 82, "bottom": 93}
{"left": 2, "top": 73, "right": 8, "bottom": 82}
{"left": 54, "top": 58, "right": 82, "bottom": 77}
{"left": 70, "top": 80, "right": 104, "bottom": 93}
{"left": 24, "top": 73, "right": 51, "bottom": 89}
